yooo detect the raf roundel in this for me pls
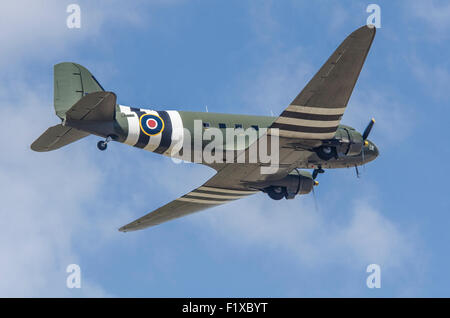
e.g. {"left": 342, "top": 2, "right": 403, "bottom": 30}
{"left": 139, "top": 113, "right": 165, "bottom": 136}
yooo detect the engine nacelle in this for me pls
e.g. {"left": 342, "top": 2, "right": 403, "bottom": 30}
{"left": 316, "top": 127, "right": 364, "bottom": 160}
{"left": 262, "top": 170, "right": 315, "bottom": 200}
{"left": 335, "top": 127, "right": 364, "bottom": 156}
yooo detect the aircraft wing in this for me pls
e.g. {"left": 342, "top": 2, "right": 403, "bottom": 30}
{"left": 270, "top": 25, "right": 375, "bottom": 140}
{"left": 231, "top": 25, "right": 377, "bottom": 183}
{"left": 119, "top": 172, "right": 258, "bottom": 232}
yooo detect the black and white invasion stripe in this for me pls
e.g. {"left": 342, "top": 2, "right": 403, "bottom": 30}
{"left": 269, "top": 105, "right": 345, "bottom": 139}
{"left": 118, "top": 105, "right": 183, "bottom": 156}
{"left": 176, "top": 186, "right": 258, "bottom": 205}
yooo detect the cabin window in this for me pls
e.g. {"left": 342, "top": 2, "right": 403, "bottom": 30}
{"left": 219, "top": 123, "right": 226, "bottom": 129}
{"left": 251, "top": 125, "right": 259, "bottom": 131}
{"left": 235, "top": 124, "right": 243, "bottom": 129}
{"left": 203, "top": 122, "right": 210, "bottom": 128}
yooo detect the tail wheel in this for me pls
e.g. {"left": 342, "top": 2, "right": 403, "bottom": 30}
{"left": 266, "top": 186, "right": 286, "bottom": 200}
{"left": 97, "top": 140, "right": 107, "bottom": 151}
{"left": 97, "top": 135, "right": 115, "bottom": 151}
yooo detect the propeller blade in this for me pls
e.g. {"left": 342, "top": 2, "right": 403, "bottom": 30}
{"left": 312, "top": 185, "right": 319, "bottom": 213}
{"left": 355, "top": 165, "right": 361, "bottom": 178}
{"left": 312, "top": 166, "right": 325, "bottom": 180}
{"left": 312, "top": 169, "right": 318, "bottom": 180}
{"left": 361, "top": 146, "right": 366, "bottom": 172}
{"left": 362, "top": 118, "right": 375, "bottom": 140}
{"left": 361, "top": 144, "right": 365, "bottom": 163}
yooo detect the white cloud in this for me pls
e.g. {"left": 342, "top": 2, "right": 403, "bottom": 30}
{"left": 240, "top": 46, "right": 314, "bottom": 116}
{"left": 327, "top": 4, "right": 351, "bottom": 33}
{"left": 402, "top": 1, "right": 450, "bottom": 102}
{"left": 334, "top": 199, "right": 412, "bottom": 268}
{"left": 0, "top": 0, "right": 168, "bottom": 68}
{"left": 0, "top": 0, "right": 177, "bottom": 296}
{"left": 408, "top": 0, "right": 450, "bottom": 40}
{"left": 190, "top": 194, "right": 414, "bottom": 271}
{"left": 248, "top": 0, "right": 280, "bottom": 44}
{"left": 343, "top": 89, "right": 415, "bottom": 147}
{"left": 0, "top": 83, "right": 114, "bottom": 296}
{"left": 409, "top": 56, "right": 450, "bottom": 102}
{"left": 0, "top": 71, "right": 212, "bottom": 296}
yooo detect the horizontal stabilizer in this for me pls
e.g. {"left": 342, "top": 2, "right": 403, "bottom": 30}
{"left": 65, "top": 91, "right": 116, "bottom": 121}
{"left": 30, "top": 125, "right": 89, "bottom": 152}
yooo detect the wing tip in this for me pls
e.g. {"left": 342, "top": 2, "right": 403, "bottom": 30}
{"left": 119, "top": 221, "right": 145, "bottom": 232}
{"left": 353, "top": 24, "right": 376, "bottom": 39}
{"left": 30, "top": 140, "right": 53, "bottom": 152}
{"left": 30, "top": 143, "right": 41, "bottom": 152}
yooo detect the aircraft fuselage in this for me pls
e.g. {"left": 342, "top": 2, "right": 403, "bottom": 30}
{"left": 73, "top": 104, "right": 379, "bottom": 171}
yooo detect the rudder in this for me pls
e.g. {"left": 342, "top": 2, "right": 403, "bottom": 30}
{"left": 54, "top": 62, "right": 104, "bottom": 119}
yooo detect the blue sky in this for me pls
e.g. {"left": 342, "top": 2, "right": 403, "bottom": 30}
{"left": 1, "top": 0, "right": 449, "bottom": 297}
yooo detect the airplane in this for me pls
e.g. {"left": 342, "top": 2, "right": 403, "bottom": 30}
{"left": 31, "top": 25, "right": 379, "bottom": 232}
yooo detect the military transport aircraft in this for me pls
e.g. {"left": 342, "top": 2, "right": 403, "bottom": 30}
{"left": 31, "top": 25, "right": 379, "bottom": 231}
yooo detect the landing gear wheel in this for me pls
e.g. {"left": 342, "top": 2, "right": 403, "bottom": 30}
{"left": 97, "top": 135, "right": 115, "bottom": 151}
{"left": 97, "top": 140, "right": 107, "bottom": 151}
{"left": 315, "top": 145, "right": 336, "bottom": 160}
{"left": 267, "top": 186, "right": 286, "bottom": 200}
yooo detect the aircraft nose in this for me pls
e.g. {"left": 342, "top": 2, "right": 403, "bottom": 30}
{"left": 363, "top": 140, "right": 379, "bottom": 163}
{"left": 373, "top": 143, "right": 379, "bottom": 157}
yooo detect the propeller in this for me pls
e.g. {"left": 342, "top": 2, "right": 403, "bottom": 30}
{"left": 355, "top": 165, "right": 361, "bottom": 178}
{"left": 357, "top": 118, "right": 376, "bottom": 178}
{"left": 310, "top": 166, "right": 322, "bottom": 212}
{"left": 312, "top": 184, "right": 320, "bottom": 213}
{"left": 362, "top": 118, "right": 375, "bottom": 141}
{"left": 312, "top": 166, "right": 325, "bottom": 179}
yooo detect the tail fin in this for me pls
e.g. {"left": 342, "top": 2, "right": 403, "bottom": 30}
{"left": 54, "top": 62, "right": 104, "bottom": 119}
{"left": 31, "top": 63, "right": 110, "bottom": 152}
